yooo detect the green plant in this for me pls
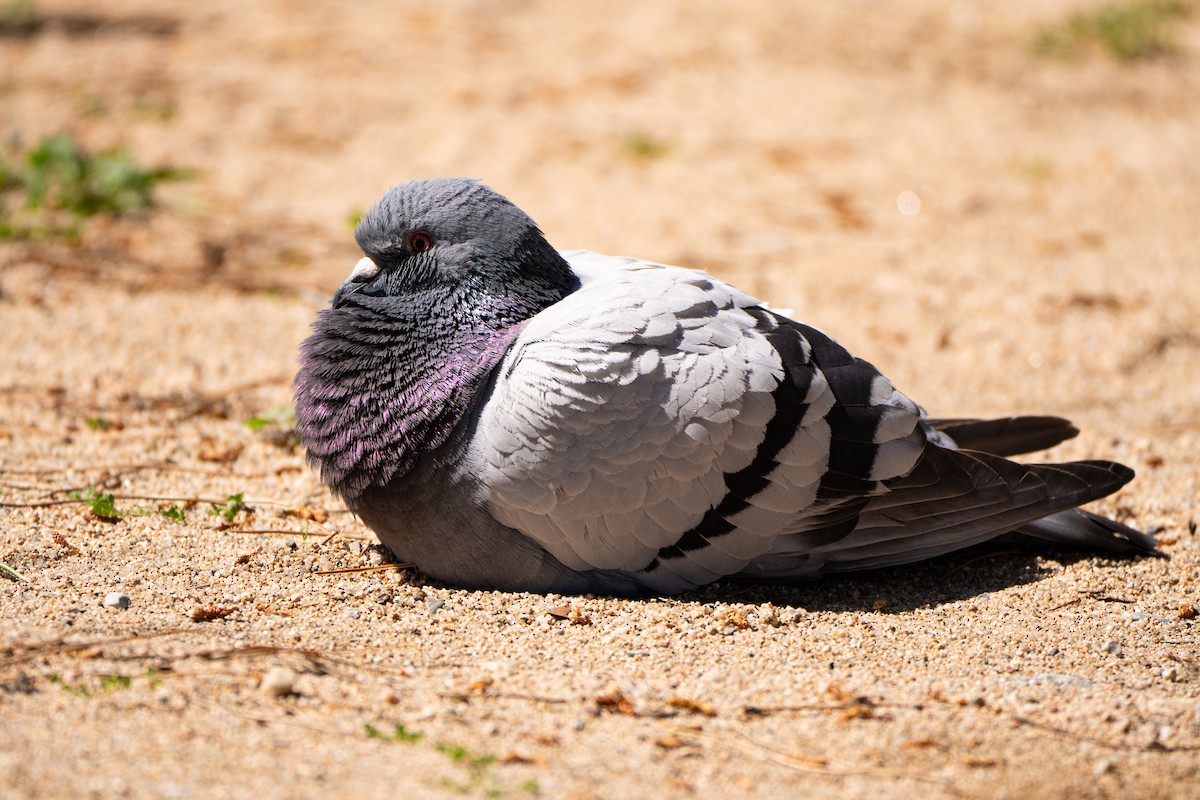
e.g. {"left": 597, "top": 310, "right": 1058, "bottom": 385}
{"left": 0, "top": 1, "right": 37, "bottom": 30}
{"left": 69, "top": 487, "right": 118, "bottom": 518}
{"left": 99, "top": 674, "right": 132, "bottom": 691}
{"left": 1033, "top": 1, "right": 1190, "bottom": 61}
{"left": 48, "top": 674, "right": 91, "bottom": 698}
{"left": 435, "top": 741, "right": 498, "bottom": 794}
{"left": 161, "top": 504, "right": 187, "bottom": 521}
{"left": 619, "top": 132, "right": 670, "bottom": 160}
{"left": 365, "top": 722, "right": 425, "bottom": 743}
{"left": 49, "top": 673, "right": 134, "bottom": 697}
{"left": 392, "top": 724, "right": 424, "bottom": 743}
{"left": 209, "top": 492, "right": 246, "bottom": 522}
{"left": 0, "top": 133, "right": 186, "bottom": 240}
{"left": 22, "top": 134, "right": 182, "bottom": 215}
{"left": 244, "top": 405, "right": 297, "bottom": 431}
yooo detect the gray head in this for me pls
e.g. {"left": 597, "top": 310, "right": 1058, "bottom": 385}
{"left": 334, "top": 178, "right": 577, "bottom": 310}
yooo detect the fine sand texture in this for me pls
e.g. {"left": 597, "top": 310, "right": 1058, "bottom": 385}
{"left": 1, "top": 1, "right": 1198, "bottom": 798}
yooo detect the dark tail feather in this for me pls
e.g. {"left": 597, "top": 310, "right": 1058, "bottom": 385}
{"left": 807, "top": 450, "right": 1159, "bottom": 571}
{"left": 927, "top": 416, "right": 1079, "bottom": 457}
{"left": 1005, "top": 508, "right": 1163, "bottom": 556}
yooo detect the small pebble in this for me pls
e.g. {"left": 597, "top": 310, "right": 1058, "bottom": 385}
{"left": 103, "top": 592, "right": 131, "bottom": 609}
{"left": 344, "top": 609, "right": 361, "bottom": 619}
{"left": 1161, "top": 665, "right": 1179, "bottom": 682}
{"left": 1102, "top": 640, "right": 1122, "bottom": 656}
{"left": 425, "top": 598, "right": 445, "bottom": 613}
{"left": 1093, "top": 759, "right": 1115, "bottom": 776}
{"left": 260, "top": 667, "right": 297, "bottom": 698}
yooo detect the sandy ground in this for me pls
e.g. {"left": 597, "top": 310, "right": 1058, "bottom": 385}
{"left": 1, "top": 1, "right": 1199, "bottom": 797}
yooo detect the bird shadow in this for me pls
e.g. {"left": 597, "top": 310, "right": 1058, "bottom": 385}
{"left": 684, "top": 547, "right": 1132, "bottom": 613}
{"left": 391, "top": 544, "right": 1141, "bottom": 613}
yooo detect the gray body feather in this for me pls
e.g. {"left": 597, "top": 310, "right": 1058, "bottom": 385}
{"left": 294, "top": 178, "right": 1158, "bottom": 596}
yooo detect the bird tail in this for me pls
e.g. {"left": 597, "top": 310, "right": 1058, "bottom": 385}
{"left": 1002, "top": 508, "right": 1161, "bottom": 555}
{"left": 738, "top": 447, "right": 1161, "bottom": 582}
{"left": 925, "top": 415, "right": 1079, "bottom": 456}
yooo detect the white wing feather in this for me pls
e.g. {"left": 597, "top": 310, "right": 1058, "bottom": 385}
{"left": 471, "top": 252, "right": 833, "bottom": 588}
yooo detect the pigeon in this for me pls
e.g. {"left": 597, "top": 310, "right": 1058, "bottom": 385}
{"left": 294, "top": 178, "right": 1159, "bottom": 596}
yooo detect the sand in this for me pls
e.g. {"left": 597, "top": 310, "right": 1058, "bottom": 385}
{"left": 1, "top": 1, "right": 1198, "bottom": 797}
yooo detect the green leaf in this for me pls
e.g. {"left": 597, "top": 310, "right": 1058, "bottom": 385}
{"left": 393, "top": 724, "right": 424, "bottom": 743}
{"left": 619, "top": 132, "right": 670, "bottom": 160}
{"left": 244, "top": 405, "right": 296, "bottom": 430}
{"left": 73, "top": 487, "right": 118, "bottom": 517}
{"left": 1033, "top": 1, "right": 1189, "bottom": 62}
{"left": 161, "top": 505, "right": 186, "bottom": 521}
{"left": 99, "top": 675, "right": 132, "bottom": 691}
{"left": 223, "top": 492, "right": 244, "bottom": 520}
{"left": 49, "top": 674, "right": 91, "bottom": 698}
{"left": 0, "top": 132, "right": 188, "bottom": 241}
{"left": 208, "top": 492, "right": 245, "bottom": 521}
{"left": 364, "top": 722, "right": 424, "bottom": 743}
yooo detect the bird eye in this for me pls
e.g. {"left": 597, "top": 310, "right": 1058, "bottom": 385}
{"left": 409, "top": 231, "right": 433, "bottom": 254}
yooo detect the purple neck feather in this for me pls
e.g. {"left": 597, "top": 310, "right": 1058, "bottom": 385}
{"left": 295, "top": 308, "right": 523, "bottom": 498}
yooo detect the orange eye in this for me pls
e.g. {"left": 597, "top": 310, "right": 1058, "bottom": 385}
{"left": 409, "top": 231, "right": 433, "bottom": 253}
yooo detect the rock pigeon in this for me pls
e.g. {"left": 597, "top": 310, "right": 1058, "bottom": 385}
{"left": 294, "top": 178, "right": 1158, "bottom": 596}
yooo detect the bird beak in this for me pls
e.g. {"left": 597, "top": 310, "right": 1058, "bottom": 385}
{"left": 332, "top": 257, "right": 382, "bottom": 308}
{"left": 350, "top": 256, "right": 381, "bottom": 282}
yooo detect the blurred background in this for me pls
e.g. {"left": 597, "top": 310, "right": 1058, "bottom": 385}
{"left": 2, "top": 0, "right": 1197, "bottom": 421}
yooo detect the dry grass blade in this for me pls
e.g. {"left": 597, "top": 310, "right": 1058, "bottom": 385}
{"left": 0, "top": 629, "right": 191, "bottom": 668}
{"left": 1012, "top": 716, "right": 1200, "bottom": 753}
{"left": 0, "top": 498, "right": 83, "bottom": 508}
{"left": 0, "top": 560, "right": 29, "bottom": 582}
{"left": 679, "top": 727, "right": 943, "bottom": 783}
{"left": 314, "top": 563, "right": 414, "bottom": 576}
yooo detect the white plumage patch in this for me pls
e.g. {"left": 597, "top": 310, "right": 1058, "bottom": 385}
{"left": 473, "top": 254, "right": 797, "bottom": 580}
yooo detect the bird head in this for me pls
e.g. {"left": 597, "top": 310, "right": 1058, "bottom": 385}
{"left": 332, "top": 178, "right": 578, "bottom": 312}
